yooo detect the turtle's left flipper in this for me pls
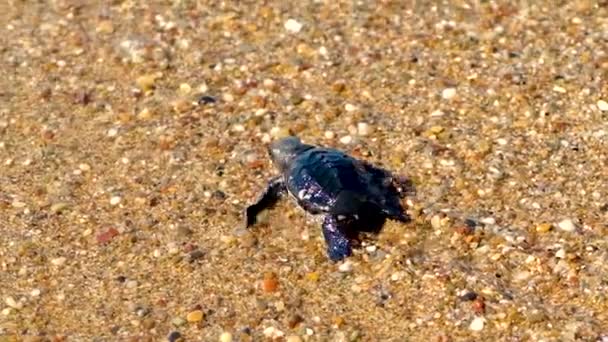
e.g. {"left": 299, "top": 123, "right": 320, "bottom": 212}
{"left": 244, "top": 176, "right": 286, "bottom": 228}
{"left": 322, "top": 215, "right": 352, "bottom": 261}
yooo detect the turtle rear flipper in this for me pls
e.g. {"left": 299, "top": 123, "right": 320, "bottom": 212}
{"left": 322, "top": 215, "right": 352, "bottom": 261}
{"left": 244, "top": 176, "right": 286, "bottom": 228}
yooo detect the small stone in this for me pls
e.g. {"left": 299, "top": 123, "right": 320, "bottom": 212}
{"left": 442, "top": 87, "right": 457, "bottom": 100}
{"left": 357, "top": 122, "right": 372, "bottom": 136}
{"left": 189, "top": 249, "right": 204, "bottom": 262}
{"left": 178, "top": 83, "right": 192, "bottom": 95}
{"left": 198, "top": 95, "right": 217, "bottom": 105}
{"left": 107, "top": 128, "right": 118, "bottom": 137}
{"left": 324, "top": 131, "right": 335, "bottom": 139}
{"left": 339, "top": 135, "right": 352, "bottom": 144}
{"left": 126, "top": 280, "right": 138, "bottom": 288}
{"left": 262, "top": 272, "right": 279, "bottom": 293}
{"left": 557, "top": 219, "right": 576, "bottom": 232}
{"left": 97, "top": 227, "right": 120, "bottom": 244}
{"left": 555, "top": 249, "right": 566, "bottom": 259}
{"left": 219, "top": 332, "right": 233, "bottom": 342}
{"left": 137, "top": 108, "right": 153, "bottom": 120}
{"left": 597, "top": 100, "right": 608, "bottom": 111}
{"left": 51, "top": 257, "right": 67, "bottom": 266}
{"left": 344, "top": 103, "right": 358, "bottom": 112}
{"left": 284, "top": 19, "right": 303, "bottom": 33}
{"left": 172, "top": 317, "right": 186, "bottom": 326}
{"left": 553, "top": 85, "right": 566, "bottom": 93}
{"left": 338, "top": 260, "right": 353, "bottom": 272}
{"left": 30, "top": 289, "right": 41, "bottom": 297}
{"left": 536, "top": 223, "right": 552, "bottom": 233}
{"left": 136, "top": 74, "right": 159, "bottom": 92}
{"left": 5, "top": 296, "right": 21, "bottom": 309}
{"left": 50, "top": 202, "right": 69, "bottom": 214}
{"left": 78, "top": 163, "right": 91, "bottom": 171}
{"left": 110, "top": 196, "right": 122, "bottom": 206}
{"left": 469, "top": 316, "right": 485, "bottom": 331}
{"left": 167, "top": 331, "right": 182, "bottom": 342}
{"left": 286, "top": 336, "right": 303, "bottom": 342}
{"left": 187, "top": 310, "right": 204, "bottom": 322}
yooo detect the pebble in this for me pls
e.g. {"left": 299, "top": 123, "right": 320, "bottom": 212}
{"left": 442, "top": 87, "right": 457, "bottom": 100}
{"left": 535, "top": 223, "right": 552, "bottom": 233}
{"left": 78, "top": 163, "right": 91, "bottom": 171}
{"left": 136, "top": 74, "right": 159, "bottom": 92}
{"left": 597, "top": 100, "right": 608, "bottom": 111}
{"left": 110, "top": 196, "right": 122, "bottom": 206}
{"left": 107, "top": 128, "right": 118, "bottom": 137}
{"left": 126, "top": 280, "right": 138, "bottom": 289}
{"left": 172, "top": 317, "right": 186, "bottom": 326}
{"left": 263, "top": 327, "right": 284, "bottom": 338}
{"left": 284, "top": 19, "right": 303, "bottom": 33}
{"left": 270, "top": 126, "right": 291, "bottom": 139}
{"left": 324, "top": 131, "right": 335, "bottom": 139}
{"left": 344, "top": 103, "right": 358, "bottom": 112}
{"left": 262, "top": 272, "right": 279, "bottom": 292}
{"left": 557, "top": 219, "right": 577, "bottom": 232}
{"left": 50, "top": 202, "right": 69, "bottom": 214}
{"left": 51, "top": 257, "right": 67, "bottom": 266}
{"left": 357, "top": 122, "right": 372, "bottom": 136}
{"left": 286, "top": 336, "right": 303, "bottom": 342}
{"left": 167, "top": 331, "right": 182, "bottom": 342}
{"left": 186, "top": 310, "right": 204, "bottom": 322}
{"left": 97, "top": 227, "right": 120, "bottom": 244}
{"left": 338, "top": 260, "right": 353, "bottom": 272}
{"left": 339, "top": 135, "right": 352, "bottom": 144}
{"left": 219, "top": 332, "right": 233, "bottom": 342}
{"left": 5, "top": 296, "right": 22, "bottom": 309}
{"left": 30, "top": 289, "right": 41, "bottom": 297}
{"left": 555, "top": 248, "right": 566, "bottom": 259}
{"left": 469, "top": 316, "right": 485, "bottom": 331}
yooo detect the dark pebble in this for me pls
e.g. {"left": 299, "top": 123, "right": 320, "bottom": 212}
{"left": 116, "top": 275, "right": 127, "bottom": 283}
{"left": 198, "top": 95, "right": 217, "bottom": 105}
{"left": 167, "top": 331, "right": 181, "bottom": 342}
{"left": 459, "top": 291, "right": 478, "bottom": 301}
{"left": 189, "top": 249, "right": 204, "bottom": 262}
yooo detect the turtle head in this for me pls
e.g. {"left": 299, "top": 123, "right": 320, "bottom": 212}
{"left": 268, "top": 136, "right": 312, "bottom": 172}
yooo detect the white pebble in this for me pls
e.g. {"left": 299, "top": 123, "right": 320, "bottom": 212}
{"left": 338, "top": 260, "right": 353, "bottom": 272}
{"left": 365, "top": 245, "right": 377, "bottom": 253}
{"left": 126, "top": 280, "right": 138, "bottom": 288}
{"left": 344, "top": 103, "right": 358, "bottom": 112}
{"left": 557, "top": 219, "right": 576, "bottom": 232}
{"left": 324, "top": 131, "right": 335, "bottom": 139}
{"left": 555, "top": 249, "right": 566, "bottom": 259}
{"left": 30, "top": 289, "right": 41, "bottom": 297}
{"left": 107, "top": 127, "right": 118, "bottom": 137}
{"left": 430, "top": 109, "right": 444, "bottom": 117}
{"left": 357, "top": 122, "right": 372, "bottom": 136}
{"left": 263, "top": 326, "right": 284, "bottom": 338}
{"left": 339, "top": 135, "right": 352, "bottom": 144}
{"left": 110, "top": 196, "right": 122, "bottom": 206}
{"left": 597, "top": 100, "right": 608, "bottom": 111}
{"left": 469, "top": 316, "right": 485, "bottom": 331}
{"left": 284, "top": 19, "right": 303, "bottom": 33}
{"left": 51, "top": 257, "right": 67, "bottom": 266}
{"left": 480, "top": 217, "right": 496, "bottom": 225}
{"left": 553, "top": 86, "right": 566, "bottom": 93}
{"left": 442, "top": 87, "right": 457, "bottom": 100}
{"left": 78, "top": 163, "right": 91, "bottom": 171}
{"left": 219, "top": 332, "right": 233, "bottom": 342}
{"left": 5, "top": 296, "right": 21, "bottom": 309}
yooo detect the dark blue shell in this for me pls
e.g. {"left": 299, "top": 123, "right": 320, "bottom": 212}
{"left": 284, "top": 148, "right": 404, "bottom": 219}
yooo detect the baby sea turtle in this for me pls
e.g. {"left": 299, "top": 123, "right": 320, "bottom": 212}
{"left": 244, "top": 136, "right": 412, "bottom": 261}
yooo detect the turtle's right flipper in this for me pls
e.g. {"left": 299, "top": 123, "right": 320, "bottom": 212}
{"left": 244, "top": 176, "right": 286, "bottom": 228}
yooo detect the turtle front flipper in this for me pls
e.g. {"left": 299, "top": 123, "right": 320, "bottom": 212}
{"left": 245, "top": 176, "right": 286, "bottom": 228}
{"left": 322, "top": 215, "right": 352, "bottom": 261}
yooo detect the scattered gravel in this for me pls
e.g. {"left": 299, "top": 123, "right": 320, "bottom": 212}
{"left": 1, "top": 1, "right": 607, "bottom": 341}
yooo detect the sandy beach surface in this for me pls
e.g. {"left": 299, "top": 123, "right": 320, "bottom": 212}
{"left": 1, "top": 1, "right": 608, "bottom": 341}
